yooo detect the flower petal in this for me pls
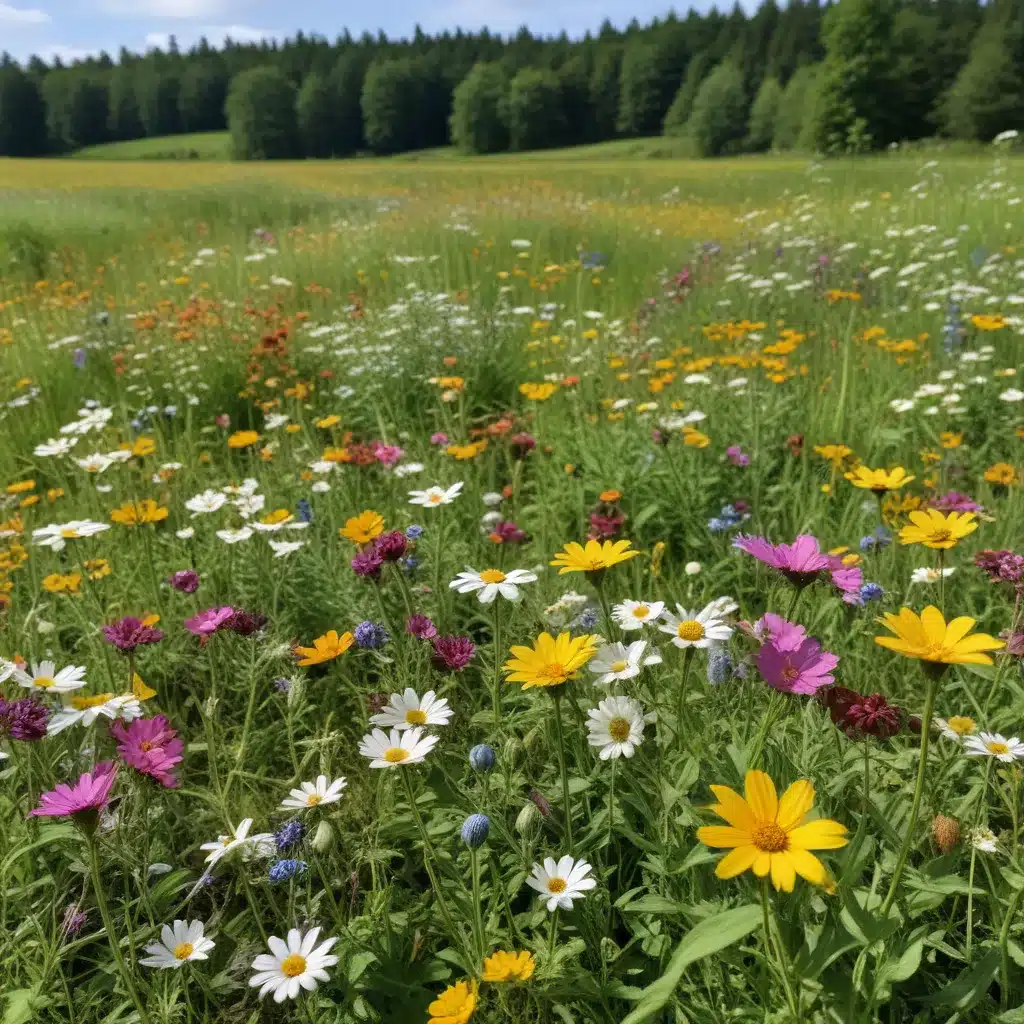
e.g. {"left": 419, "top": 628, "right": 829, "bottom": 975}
{"left": 787, "top": 819, "right": 849, "bottom": 850}
{"left": 708, "top": 785, "right": 758, "bottom": 830}
{"left": 714, "top": 844, "right": 760, "bottom": 879}
{"left": 786, "top": 847, "right": 828, "bottom": 886}
{"left": 776, "top": 779, "right": 815, "bottom": 831}
{"left": 744, "top": 770, "right": 778, "bottom": 822}
{"left": 770, "top": 853, "right": 796, "bottom": 892}
{"left": 696, "top": 825, "right": 750, "bottom": 849}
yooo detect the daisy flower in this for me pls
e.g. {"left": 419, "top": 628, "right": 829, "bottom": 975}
{"left": 550, "top": 538, "right": 640, "bottom": 574}
{"left": 659, "top": 603, "right": 733, "bottom": 648}
{"left": 280, "top": 775, "right": 348, "bottom": 811}
{"left": 428, "top": 980, "right": 478, "bottom": 1024}
{"left": 963, "top": 732, "right": 1024, "bottom": 762}
{"left": 586, "top": 695, "right": 654, "bottom": 759}
{"left": 185, "top": 490, "right": 228, "bottom": 516}
{"left": 140, "top": 920, "right": 215, "bottom": 969}
{"left": 408, "top": 482, "right": 464, "bottom": 507}
{"left": 30, "top": 761, "right": 117, "bottom": 820}
{"left": 249, "top": 927, "right": 339, "bottom": 1003}
{"left": 369, "top": 688, "right": 453, "bottom": 730}
{"left": 587, "top": 640, "right": 661, "bottom": 685}
{"left": 611, "top": 599, "right": 665, "bottom": 630}
{"left": 14, "top": 660, "right": 87, "bottom": 694}
{"left": 481, "top": 951, "right": 535, "bottom": 983}
{"left": 875, "top": 606, "right": 1003, "bottom": 666}
{"left": 526, "top": 855, "right": 597, "bottom": 911}
{"left": 269, "top": 540, "right": 304, "bottom": 558}
{"left": 358, "top": 727, "right": 438, "bottom": 768}
{"left": 32, "top": 520, "right": 110, "bottom": 551}
{"left": 935, "top": 715, "right": 978, "bottom": 741}
{"left": 449, "top": 567, "right": 537, "bottom": 603}
{"left": 34, "top": 437, "right": 79, "bottom": 458}
{"left": 216, "top": 527, "right": 253, "bottom": 544}
{"left": 503, "top": 631, "right": 600, "bottom": 689}
{"left": 47, "top": 693, "right": 142, "bottom": 736}
{"left": 970, "top": 827, "right": 1000, "bottom": 853}
{"left": 200, "top": 819, "right": 275, "bottom": 866}
{"left": 911, "top": 567, "right": 957, "bottom": 584}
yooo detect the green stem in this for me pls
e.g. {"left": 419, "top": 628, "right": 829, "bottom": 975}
{"left": 879, "top": 668, "right": 940, "bottom": 917}
{"left": 967, "top": 757, "right": 994, "bottom": 958}
{"left": 552, "top": 692, "right": 574, "bottom": 854}
{"left": 675, "top": 647, "right": 695, "bottom": 745}
{"left": 999, "top": 884, "right": 1024, "bottom": 1010}
{"left": 88, "top": 838, "right": 153, "bottom": 1024}
{"left": 470, "top": 847, "right": 487, "bottom": 965}
{"left": 548, "top": 907, "right": 560, "bottom": 964}
{"left": 607, "top": 756, "right": 616, "bottom": 855}
{"left": 491, "top": 600, "right": 503, "bottom": 730}
{"left": 783, "top": 585, "right": 802, "bottom": 622}
{"left": 761, "top": 879, "right": 799, "bottom": 1021}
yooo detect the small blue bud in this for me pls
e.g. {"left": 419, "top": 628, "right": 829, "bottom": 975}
{"left": 469, "top": 744, "right": 496, "bottom": 773}
{"left": 461, "top": 814, "right": 490, "bottom": 848}
{"left": 707, "top": 648, "right": 734, "bottom": 686}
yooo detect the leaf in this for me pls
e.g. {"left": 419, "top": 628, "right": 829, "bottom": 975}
{"left": 347, "top": 950, "right": 377, "bottom": 984}
{"left": 1007, "top": 940, "right": 1024, "bottom": 969}
{"left": 4, "top": 988, "right": 51, "bottom": 1024}
{"left": 552, "top": 1003, "right": 575, "bottom": 1024}
{"left": 632, "top": 503, "right": 661, "bottom": 530}
{"left": 620, "top": 904, "right": 762, "bottom": 1024}
{"left": 923, "top": 949, "right": 999, "bottom": 1010}
{"left": 620, "top": 894, "right": 684, "bottom": 915}
{"left": 879, "top": 938, "right": 923, "bottom": 984}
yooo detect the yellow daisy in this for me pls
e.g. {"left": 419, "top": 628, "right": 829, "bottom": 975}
{"left": 504, "top": 632, "right": 599, "bottom": 689}
{"left": 294, "top": 630, "right": 355, "bottom": 667}
{"left": 844, "top": 465, "right": 915, "bottom": 494}
{"left": 550, "top": 539, "right": 640, "bottom": 574}
{"left": 898, "top": 509, "right": 977, "bottom": 550}
{"left": 481, "top": 950, "right": 535, "bottom": 982}
{"left": 874, "top": 606, "right": 1003, "bottom": 666}
{"left": 427, "top": 980, "right": 477, "bottom": 1024}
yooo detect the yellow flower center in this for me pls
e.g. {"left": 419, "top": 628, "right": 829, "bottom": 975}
{"left": 384, "top": 747, "right": 410, "bottom": 763}
{"left": 479, "top": 569, "right": 506, "bottom": 584}
{"left": 306, "top": 794, "right": 322, "bottom": 805}
{"left": 929, "top": 529, "right": 952, "bottom": 544}
{"left": 33, "top": 676, "right": 55, "bottom": 688}
{"left": 987, "top": 741, "right": 1009, "bottom": 756}
{"left": 428, "top": 493, "right": 443, "bottom": 504}
{"left": 538, "top": 661, "right": 569, "bottom": 684}
{"left": 404, "top": 709, "right": 428, "bottom": 725}
{"left": 60, "top": 528, "right": 79, "bottom": 538}
{"left": 631, "top": 605, "right": 650, "bottom": 619}
{"left": 72, "top": 692, "right": 114, "bottom": 709}
{"left": 781, "top": 666, "right": 800, "bottom": 685}
{"left": 140, "top": 740, "right": 154, "bottom": 752}
{"left": 173, "top": 942, "right": 194, "bottom": 960}
{"left": 677, "top": 620, "right": 705, "bottom": 642}
{"left": 280, "top": 953, "right": 307, "bottom": 978}
{"left": 608, "top": 717, "right": 631, "bottom": 742}
{"left": 751, "top": 822, "right": 789, "bottom": 853}
{"left": 610, "top": 660, "right": 628, "bottom": 673}
{"left": 947, "top": 716, "right": 976, "bottom": 736}
{"left": 546, "top": 877, "right": 567, "bottom": 894}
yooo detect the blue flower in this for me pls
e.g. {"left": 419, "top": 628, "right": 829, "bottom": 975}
{"left": 296, "top": 499, "right": 313, "bottom": 523}
{"left": 859, "top": 582, "right": 884, "bottom": 603}
{"left": 72, "top": 348, "right": 87, "bottom": 369}
{"left": 275, "top": 820, "right": 305, "bottom": 851}
{"left": 461, "top": 814, "right": 490, "bottom": 848}
{"left": 354, "top": 621, "right": 390, "bottom": 649}
{"left": 858, "top": 525, "right": 892, "bottom": 552}
{"left": 572, "top": 607, "right": 600, "bottom": 631}
{"left": 269, "top": 859, "right": 307, "bottom": 883}
{"left": 469, "top": 744, "right": 496, "bottom": 772}
{"left": 405, "top": 525, "right": 424, "bottom": 541}
{"left": 707, "top": 648, "right": 734, "bottom": 686}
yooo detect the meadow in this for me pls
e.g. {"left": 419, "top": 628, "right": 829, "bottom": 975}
{"left": 1, "top": 149, "right": 1024, "bottom": 1024}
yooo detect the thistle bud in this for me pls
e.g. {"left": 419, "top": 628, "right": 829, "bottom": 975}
{"left": 312, "top": 818, "right": 335, "bottom": 853}
{"left": 932, "top": 814, "right": 961, "bottom": 854}
{"left": 515, "top": 802, "right": 541, "bottom": 838}
{"left": 461, "top": 814, "right": 490, "bottom": 848}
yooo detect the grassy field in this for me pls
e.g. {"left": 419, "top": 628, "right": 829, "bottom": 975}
{"left": 74, "top": 132, "right": 234, "bottom": 161}
{"left": 1, "top": 150, "right": 1024, "bottom": 1024}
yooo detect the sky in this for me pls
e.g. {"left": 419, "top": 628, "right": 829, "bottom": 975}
{"left": 0, "top": 0, "right": 729, "bottom": 64}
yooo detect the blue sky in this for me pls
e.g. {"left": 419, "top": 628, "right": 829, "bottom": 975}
{"left": 0, "top": 0, "right": 723, "bottom": 64}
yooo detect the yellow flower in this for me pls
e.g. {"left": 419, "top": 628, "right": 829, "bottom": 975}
{"left": 898, "top": 509, "right": 977, "bottom": 550}
{"left": 683, "top": 427, "right": 711, "bottom": 448}
{"left": 261, "top": 509, "right": 293, "bottom": 526}
{"left": 6, "top": 480, "right": 35, "bottom": 495}
{"left": 504, "top": 631, "right": 599, "bottom": 689}
{"left": 227, "top": 430, "right": 260, "bottom": 449}
{"left": 845, "top": 465, "right": 915, "bottom": 494}
{"left": 550, "top": 539, "right": 640, "bottom": 574}
{"left": 339, "top": 510, "right": 384, "bottom": 544}
{"left": 875, "top": 606, "right": 1004, "bottom": 666}
{"left": 111, "top": 500, "right": 168, "bottom": 526}
{"left": 519, "top": 382, "right": 558, "bottom": 401}
{"left": 427, "top": 980, "right": 477, "bottom": 1024}
{"left": 294, "top": 630, "right": 355, "bottom": 667}
{"left": 971, "top": 314, "right": 1006, "bottom": 331}
{"left": 315, "top": 415, "right": 341, "bottom": 429}
{"left": 984, "top": 462, "right": 1017, "bottom": 486}
{"left": 813, "top": 444, "right": 853, "bottom": 466}
{"left": 42, "top": 572, "right": 82, "bottom": 594}
{"left": 650, "top": 540, "right": 666, "bottom": 577}
{"left": 939, "top": 432, "right": 963, "bottom": 449}
{"left": 697, "top": 770, "right": 847, "bottom": 892}
{"left": 131, "top": 436, "right": 156, "bottom": 457}
{"left": 47, "top": 488, "right": 64, "bottom": 502}
{"left": 481, "top": 950, "right": 535, "bottom": 983}
{"left": 71, "top": 692, "right": 115, "bottom": 710}
{"left": 132, "top": 672, "right": 157, "bottom": 700}
{"left": 84, "top": 558, "right": 111, "bottom": 580}
{"left": 447, "top": 440, "right": 488, "bottom": 460}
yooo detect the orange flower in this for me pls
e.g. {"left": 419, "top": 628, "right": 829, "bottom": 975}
{"left": 227, "top": 430, "right": 260, "bottom": 449}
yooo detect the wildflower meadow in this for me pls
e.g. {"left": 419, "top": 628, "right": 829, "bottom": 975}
{"left": 2, "top": 151, "right": 1024, "bottom": 1023}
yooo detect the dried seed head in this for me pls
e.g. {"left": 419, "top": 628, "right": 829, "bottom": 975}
{"left": 932, "top": 814, "right": 961, "bottom": 854}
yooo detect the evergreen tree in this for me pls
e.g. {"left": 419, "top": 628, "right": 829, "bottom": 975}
{"left": 137, "top": 66, "right": 182, "bottom": 136}
{"left": 617, "top": 41, "right": 680, "bottom": 136}
{"left": 772, "top": 62, "right": 822, "bottom": 149}
{"left": 663, "top": 52, "right": 711, "bottom": 135}
{"left": 506, "top": 67, "right": 566, "bottom": 150}
{"left": 558, "top": 55, "right": 592, "bottom": 144}
{"left": 45, "top": 72, "right": 109, "bottom": 150}
{"left": 225, "top": 65, "right": 298, "bottom": 159}
{"left": 296, "top": 71, "right": 336, "bottom": 157}
{"left": 361, "top": 58, "right": 418, "bottom": 154}
{"left": 746, "top": 75, "right": 783, "bottom": 150}
{"left": 107, "top": 62, "right": 143, "bottom": 140}
{"left": 686, "top": 60, "right": 749, "bottom": 155}
{"left": 589, "top": 45, "right": 621, "bottom": 140}
{"left": 0, "top": 65, "right": 47, "bottom": 155}
{"left": 329, "top": 49, "right": 369, "bottom": 155}
{"left": 178, "top": 61, "right": 228, "bottom": 133}
{"left": 450, "top": 61, "right": 509, "bottom": 153}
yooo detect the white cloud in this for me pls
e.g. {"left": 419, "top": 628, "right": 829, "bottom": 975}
{"left": 145, "top": 31, "right": 171, "bottom": 48}
{"left": 0, "top": 2, "right": 50, "bottom": 23}
{"left": 38, "top": 44, "right": 97, "bottom": 61}
{"left": 98, "top": 0, "right": 229, "bottom": 17}
{"left": 203, "top": 23, "right": 276, "bottom": 43}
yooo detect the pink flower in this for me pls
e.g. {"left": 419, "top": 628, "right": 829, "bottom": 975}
{"left": 754, "top": 613, "right": 807, "bottom": 651}
{"left": 726, "top": 445, "right": 750, "bottom": 467}
{"left": 430, "top": 432, "right": 449, "bottom": 446}
{"left": 30, "top": 761, "right": 117, "bottom": 822}
{"left": 184, "top": 606, "right": 235, "bottom": 638}
{"left": 757, "top": 637, "right": 839, "bottom": 695}
{"left": 826, "top": 556, "right": 864, "bottom": 604}
{"left": 372, "top": 442, "right": 404, "bottom": 466}
{"left": 111, "top": 716, "right": 184, "bottom": 788}
{"left": 734, "top": 534, "right": 830, "bottom": 588}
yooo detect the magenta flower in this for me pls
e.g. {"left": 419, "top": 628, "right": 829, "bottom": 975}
{"left": 184, "top": 606, "right": 234, "bottom": 638}
{"left": 734, "top": 534, "right": 830, "bottom": 588}
{"left": 373, "top": 442, "right": 404, "bottom": 466}
{"left": 168, "top": 569, "right": 200, "bottom": 593}
{"left": 224, "top": 610, "right": 267, "bottom": 637}
{"left": 430, "top": 432, "right": 449, "bottom": 446}
{"left": 30, "top": 761, "right": 117, "bottom": 823}
{"left": 726, "top": 445, "right": 750, "bottom": 467}
{"left": 826, "top": 556, "right": 864, "bottom": 604}
{"left": 509, "top": 432, "right": 536, "bottom": 459}
{"left": 0, "top": 697, "right": 50, "bottom": 741}
{"left": 406, "top": 614, "right": 438, "bottom": 640}
{"left": 431, "top": 634, "right": 476, "bottom": 672}
{"left": 927, "top": 491, "right": 982, "bottom": 513}
{"left": 373, "top": 530, "right": 408, "bottom": 562}
{"left": 753, "top": 613, "right": 807, "bottom": 651}
{"left": 351, "top": 548, "right": 384, "bottom": 578}
{"left": 111, "top": 716, "right": 184, "bottom": 788}
{"left": 489, "top": 520, "right": 529, "bottom": 545}
{"left": 757, "top": 637, "right": 838, "bottom": 695}
{"left": 102, "top": 616, "right": 165, "bottom": 652}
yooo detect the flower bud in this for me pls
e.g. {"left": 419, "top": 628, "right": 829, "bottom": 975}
{"left": 461, "top": 814, "right": 490, "bottom": 848}
{"left": 312, "top": 818, "right": 334, "bottom": 853}
{"left": 932, "top": 814, "right": 961, "bottom": 854}
{"left": 469, "top": 744, "right": 496, "bottom": 773}
{"left": 515, "top": 802, "right": 541, "bottom": 838}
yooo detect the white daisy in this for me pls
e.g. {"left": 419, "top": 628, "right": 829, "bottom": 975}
{"left": 14, "top": 661, "right": 87, "bottom": 694}
{"left": 0, "top": 659, "right": 13, "bottom": 684}
{"left": 233, "top": 494, "right": 266, "bottom": 518}
{"left": 934, "top": 715, "right": 978, "bottom": 742}
{"left": 358, "top": 726, "right": 438, "bottom": 768}
{"left": 176, "top": 527, "right": 195, "bottom": 540}
{"left": 280, "top": 775, "right": 348, "bottom": 812}
{"left": 393, "top": 462, "right": 425, "bottom": 477}
{"left": 186, "top": 490, "right": 228, "bottom": 516}
{"left": 268, "top": 540, "right": 304, "bottom": 558}
{"left": 216, "top": 527, "right": 253, "bottom": 544}
{"left": 74, "top": 453, "right": 114, "bottom": 473}
{"left": 964, "top": 732, "right": 1024, "bottom": 762}
{"left": 34, "top": 437, "right": 79, "bottom": 457}
{"left": 526, "top": 855, "right": 597, "bottom": 912}
{"left": 249, "top": 927, "right": 339, "bottom": 1003}
{"left": 47, "top": 694, "right": 143, "bottom": 735}
{"left": 658, "top": 603, "right": 734, "bottom": 649}
{"left": 199, "top": 819, "right": 275, "bottom": 866}
{"left": 611, "top": 599, "right": 665, "bottom": 631}
{"left": 449, "top": 567, "right": 537, "bottom": 604}
{"left": 586, "top": 695, "right": 654, "bottom": 759}
{"left": 970, "top": 828, "right": 999, "bottom": 853}
{"left": 910, "top": 566, "right": 957, "bottom": 584}
{"left": 588, "top": 641, "right": 661, "bottom": 685}
{"left": 31, "top": 520, "right": 111, "bottom": 551}
{"left": 369, "top": 689, "right": 453, "bottom": 731}
{"left": 408, "top": 482, "right": 463, "bottom": 507}
{"left": 703, "top": 596, "right": 739, "bottom": 618}
{"left": 140, "top": 920, "right": 215, "bottom": 969}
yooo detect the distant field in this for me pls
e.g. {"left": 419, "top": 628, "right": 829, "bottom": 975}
{"left": 73, "top": 131, "right": 233, "bottom": 161}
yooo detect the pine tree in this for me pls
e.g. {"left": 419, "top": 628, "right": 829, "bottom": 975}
{"left": 663, "top": 52, "right": 711, "bottom": 135}
{"left": 558, "top": 55, "right": 593, "bottom": 144}
{"left": 137, "top": 66, "right": 182, "bottom": 137}
{"left": 589, "top": 46, "right": 622, "bottom": 141}
{"left": 178, "top": 61, "right": 228, "bottom": 133}
{"left": 329, "top": 50, "right": 369, "bottom": 156}
{"left": 617, "top": 41, "right": 681, "bottom": 136}
{"left": 107, "top": 63, "right": 143, "bottom": 140}
{"left": 0, "top": 65, "right": 47, "bottom": 155}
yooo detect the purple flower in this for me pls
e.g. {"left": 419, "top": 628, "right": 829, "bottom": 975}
{"left": 489, "top": 520, "right": 529, "bottom": 545}
{"left": 826, "top": 556, "right": 864, "bottom": 604}
{"left": 372, "top": 442, "right": 404, "bottom": 466}
{"left": 976, "top": 549, "right": 1024, "bottom": 588}
{"left": 753, "top": 613, "right": 807, "bottom": 651}
{"left": 734, "top": 534, "right": 830, "bottom": 588}
{"left": 101, "top": 616, "right": 165, "bottom": 652}
{"left": 430, "top": 432, "right": 449, "bottom": 446}
{"left": 168, "top": 569, "right": 200, "bottom": 593}
{"left": 224, "top": 610, "right": 267, "bottom": 636}
{"left": 184, "top": 606, "right": 235, "bottom": 638}
{"left": 757, "top": 637, "right": 839, "bottom": 695}
{"left": 0, "top": 697, "right": 50, "bottom": 741}
{"left": 431, "top": 634, "right": 475, "bottom": 672}
{"left": 406, "top": 614, "right": 438, "bottom": 640}
{"left": 61, "top": 904, "right": 87, "bottom": 936}
{"left": 927, "top": 491, "right": 982, "bottom": 513}
{"left": 353, "top": 621, "right": 390, "bottom": 649}
{"left": 351, "top": 548, "right": 384, "bottom": 578}
{"left": 373, "top": 530, "right": 408, "bottom": 562}
{"left": 726, "top": 445, "right": 750, "bottom": 467}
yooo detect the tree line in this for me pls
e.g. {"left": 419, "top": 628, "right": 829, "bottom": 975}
{"left": 0, "top": 0, "right": 1022, "bottom": 161}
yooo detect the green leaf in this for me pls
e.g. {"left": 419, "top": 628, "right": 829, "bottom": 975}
{"left": 620, "top": 894, "right": 684, "bottom": 915}
{"left": 923, "top": 949, "right": 999, "bottom": 1010}
{"left": 347, "top": 950, "right": 377, "bottom": 984}
{"left": 620, "top": 904, "right": 762, "bottom": 1024}
{"left": 632, "top": 503, "right": 661, "bottom": 529}
{"left": 4, "top": 988, "right": 51, "bottom": 1024}
{"left": 879, "top": 938, "right": 923, "bottom": 984}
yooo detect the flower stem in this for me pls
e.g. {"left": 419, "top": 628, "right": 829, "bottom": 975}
{"left": 784, "top": 585, "right": 802, "bottom": 622}
{"left": 551, "top": 691, "right": 574, "bottom": 854}
{"left": 607, "top": 756, "right": 616, "bottom": 855}
{"left": 760, "top": 879, "right": 799, "bottom": 1021}
{"left": 470, "top": 847, "right": 487, "bottom": 965}
{"left": 879, "top": 668, "right": 939, "bottom": 917}
{"left": 491, "top": 600, "right": 503, "bottom": 730}
{"left": 999, "top": 883, "right": 1024, "bottom": 1009}
{"left": 87, "top": 838, "right": 153, "bottom": 1024}
{"left": 548, "top": 907, "right": 560, "bottom": 963}
{"left": 675, "top": 647, "right": 695, "bottom": 745}
{"left": 967, "top": 757, "right": 994, "bottom": 958}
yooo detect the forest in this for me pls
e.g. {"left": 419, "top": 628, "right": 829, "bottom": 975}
{"left": 0, "top": 0, "right": 1022, "bottom": 160}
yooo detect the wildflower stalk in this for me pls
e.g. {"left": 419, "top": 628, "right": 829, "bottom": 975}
{"left": 999, "top": 882, "right": 1024, "bottom": 1010}
{"left": 966, "top": 757, "right": 994, "bottom": 958}
{"left": 675, "top": 647, "right": 695, "bottom": 744}
{"left": 87, "top": 837, "right": 153, "bottom": 1024}
{"left": 470, "top": 846, "right": 487, "bottom": 965}
{"left": 760, "top": 879, "right": 799, "bottom": 1021}
{"left": 551, "top": 691, "right": 574, "bottom": 854}
{"left": 879, "top": 668, "right": 940, "bottom": 917}
{"left": 491, "top": 600, "right": 503, "bottom": 729}
{"left": 606, "top": 756, "right": 616, "bottom": 855}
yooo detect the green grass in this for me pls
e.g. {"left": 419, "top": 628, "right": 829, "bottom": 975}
{"left": 73, "top": 131, "right": 232, "bottom": 161}
{"left": 1, "top": 152, "right": 1023, "bottom": 1024}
